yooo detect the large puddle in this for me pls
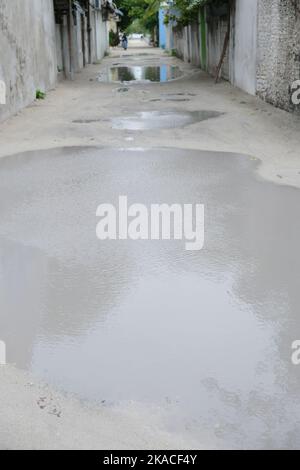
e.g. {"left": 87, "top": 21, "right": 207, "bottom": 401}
{"left": 99, "top": 65, "right": 184, "bottom": 83}
{"left": 111, "top": 110, "right": 222, "bottom": 130}
{"left": 1, "top": 147, "right": 300, "bottom": 449}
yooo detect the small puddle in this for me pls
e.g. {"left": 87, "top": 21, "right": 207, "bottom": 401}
{"left": 73, "top": 119, "right": 101, "bottom": 124}
{"left": 147, "top": 98, "right": 191, "bottom": 103}
{"left": 145, "top": 93, "right": 197, "bottom": 103}
{"left": 99, "top": 65, "right": 184, "bottom": 83}
{"left": 121, "top": 53, "right": 156, "bottom": 57}
{"left": 111, "top": 110, "right": 222, "bottom": 130}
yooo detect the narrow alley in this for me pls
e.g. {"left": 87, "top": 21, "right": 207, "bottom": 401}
{"left": 1, "top": 41, "right": 300, "bottom": 186}
{"left": 1, "top": 8, "right": 300, "bottom": 451}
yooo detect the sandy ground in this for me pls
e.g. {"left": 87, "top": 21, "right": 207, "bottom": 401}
{"left": 0, "top": 365, "right": 202, "bottom": 450}
{"left": 0, "top": 40, "right": 300, "bottom": 450}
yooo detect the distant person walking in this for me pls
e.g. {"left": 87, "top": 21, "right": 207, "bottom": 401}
{"left": 121, "top": 33, "right": 128, "bottom": 51}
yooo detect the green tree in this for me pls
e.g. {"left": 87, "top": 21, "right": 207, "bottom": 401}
{"left": 165, "top": 0, "right": 230, "bottom": 27}
{"left": 115, "top": 0, "right": 160, "bottom": 34}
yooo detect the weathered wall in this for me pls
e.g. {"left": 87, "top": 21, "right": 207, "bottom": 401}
{"left": 55, "top": 24, "right": 64, "bottom": 75}
{"left": 257, "top": 0, "right": 300, "bottom": 112}
{"left": 171, "top": 23, "right": 199, "bottom": 66}
{"left": 189, "top": 22, "right": 201, "bottom": 67}
{"left": 0, "top": 0, "right": 57, "bottom": 122}
{"left": 93, "top": 12, "right": 108, "bottom": 62}
{"left": 56, "top": 16, "right": 72, "bottom": 79}
{"left": 165, "top": 22, "right": 173, "bottom": 51}
{"left": 206, "top": 17, "right": 230, "bottom": 80}
{"left": 171, "top": 13, "right": 229, "bottom": 77}
{"left": 159, "top": 9, "right": 167, "bottom": 48}
{"left": 168, "top": 0, "right": 300, "bottom": 114}
{"left": 73, "top": 10, "right": 86, "bottom": 71}
{"left": 172, "top": 27, "right": 190, "bottom": 62}
{"left": 232, "top": 0, "right": 258, "bottom": 95}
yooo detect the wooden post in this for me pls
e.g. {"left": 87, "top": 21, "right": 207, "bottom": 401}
{"left": 215, "top": 0, "right": 232, "bottom": 83}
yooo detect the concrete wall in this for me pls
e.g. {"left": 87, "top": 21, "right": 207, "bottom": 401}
{"left": 232, "top": 0, "right": 258, "bottom": 95}
{"left": 56, "top": 15, "right": 72, "bottom": 79}
{"left": 172, "top": 27, "right": 190, "bottom": 62}
{"left": 169, "top": 22, "right": 200, "bottom": 66}
{"left": 55, "top": 2, "right": 109, "bottom": 80}
{"left": 0, "top": 0, "right": 57, "bottom": 122}
{"left": 257, "top": 0, "right": 300, "bottom": 113}
{"left": 74, "top": 5, "right": 108, "bottom": 67}
{"left": 167, "top": 0, "right": 300, "bottom": 114}
{"left": 165, "top": 21, "right": 173, "bottom": 51}
{"left": 73, "top": 10, "right": 85, "bottom": 71}
{"left": 56, "top": 24, "right": 64, "bottom": 74}
{"left": 189, "top": 22, "right": 201, "bottom": 67}
{"left": 94, "top": 12, "right": 108, "bottom": 62}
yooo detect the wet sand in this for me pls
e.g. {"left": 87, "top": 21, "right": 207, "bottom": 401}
{"left": 0, "top": 365, "right": 199, "bottom": 450}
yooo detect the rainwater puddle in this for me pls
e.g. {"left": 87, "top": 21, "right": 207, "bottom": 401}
{"left": 111, "top": 110, "right": 223, "bottom": 130}
{"left": 147, "top": 98, "right": 191, "bottom": 103}
{"left": 99, "top": 65, "right": 184, "bottom": 83}
{"left": 145, "top": 93, "right": 197, "bottom": 103}
{"left": 1, "top": 147, "right": 300, "bottom": 449}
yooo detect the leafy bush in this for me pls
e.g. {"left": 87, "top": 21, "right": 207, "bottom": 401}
{"left": 36, "top": 89, "right": 46, "bottom": 100}
{"left": 109, "top": 30, "right": 120, "bottom": 47}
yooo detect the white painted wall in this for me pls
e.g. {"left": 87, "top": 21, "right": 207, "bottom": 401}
{"left": 233, "top": 0, "right": 258, "bottom": 95}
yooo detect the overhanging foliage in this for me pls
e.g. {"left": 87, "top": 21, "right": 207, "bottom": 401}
{"left": 165, "top": 0, "right": 230, "bottom": 27}
{"left": 115, "top": 0, "right": 159, "bottom": 33}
